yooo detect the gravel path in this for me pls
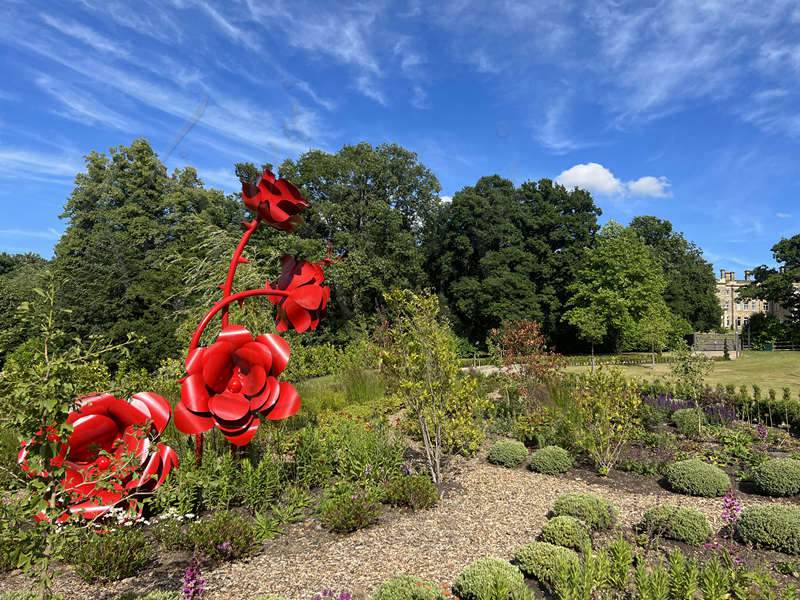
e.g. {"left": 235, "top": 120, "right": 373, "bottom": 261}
{"left": 0, "top": 457, "right": 778, "bottom": 600}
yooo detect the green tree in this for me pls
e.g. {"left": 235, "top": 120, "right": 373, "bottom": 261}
{"left": 0, "top": 253, "right": 48, "bottom": 366}
{"left": 426, "top": 176, "right": 600, "bottom": 345}
{"left": 562, "top": 222, "right": 672, "bottom": 354}
{"left": 740, "top": 234, "right": 800, "bottom": 327}
{"left": 52, "top": 139, "right": 243, "bottom": 370}
{"left": 629, "top": 216, "right": 721, "bottom": 331}
{"left": 278, "top": 142, "right": 441, "bottom": 341}
{"left": 631, "top": 302, "right": 674, "bottom": 365}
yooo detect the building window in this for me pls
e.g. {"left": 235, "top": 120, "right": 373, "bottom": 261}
{"left": 736, "top": 317, "right": 742, "bottom": 327}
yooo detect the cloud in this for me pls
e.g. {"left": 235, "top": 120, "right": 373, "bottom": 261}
{"left": 0, "top": 228, "right": 62, "bottom": 240}
{"left": 626, "top": 175, "right": 671, "bottom": 198}
{"left": 411, "top": 85, "right": 429, "bottom": 109}
{"left": 556, "top": 163, "right": 671, "bottom": 198}
{"left": 0, "top": 147, "right": 83, "bottom": 179}
{"left": 34, "top": 74, "right": 136, "bottom": 131}
{"left": 40, "top": 14, "right": 128, "bottom": 57}
{"left": 355, "top": 75, "right": 387, "bottom": 106}
{"left": 191, "top": 0, "right": 260, "bottom": 51}
{"left": 776, "top": 212, "right": 792, "bottom": 219}
{"left": 556, "top": 163, "right": 624, "bottom": 196}
{"left": 536, "top": 97, "right": 587, "bottom": 154}
{"left": 440, "top": 195, "right": 453, "bottom": 204}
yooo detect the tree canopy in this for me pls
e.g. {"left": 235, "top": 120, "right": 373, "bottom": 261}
{"left": 740, "top": 234, "right": 800, "bottom": 323}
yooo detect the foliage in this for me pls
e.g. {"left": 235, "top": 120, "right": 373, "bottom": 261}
{"left": 562, "top": 222, "right": 674, "bottom": 355}
{"left": 554, "top": 368, "right": 641, "bottom": 474}
{"left": 550, "top": 541, "right": 611, "bottom": 599}
{"left": 372, "top": 576, "right": 446, "bottom": 600}
{"left": 739, "top": 234, "right": 800, "bottom": 326}
{"left": 283, "top": 342, "right": 343, "bottom": 380}
{"left": 451, "top": 557, "right": 531, "bottom": 600}
{"left": 384, "top": 475, "right": 439, "bottom": 510}
{"left": 426, "top": 175, "right": 600, "bottom": 346}
{"left": 550, "top": 493, "right": 617, "bottom": 531}
{"left": 319, "top": 482, "right": 382, "bottom": 533}
{"left": 187, "top": 511, "right": 256, "bottom": 561}
{"left": 382, "top": 289, "right": 488, "bottom": 483}
{"left": 750, "top": 458, "right": 800, "bottom": 497}
{"left": 512, "top": 542, "right": 579, "bottom": 587}
{"left": 0, "top": 253, "right": 47, "bottom": 367}
{"left": 487, "top": 440, "right": 528, "bottom": 468}
{"left": 664, "top": 458, "right": 731, "bottom": 497}
{"left": 672, "top": 407, "right": 707, "bottom": 439}
{"left": 629, "top": 216, "right": 722, "bottom": 332}
{"left": 670, "top": 341, "right": 713, "bottom": 401}
{"left": 68, "top": 528, "right": 153, "bottom": 583}
{"left": 736, "top": 505, "right": 800, "bottom": 555}
{"left": 528, "top": 446, "right": 573, "bottom": 475}
{"left": 636, "top": 505, "right": 712, "bottom": 546}
{"left": 540, "top": 516, "right": 591, "bottom": 551}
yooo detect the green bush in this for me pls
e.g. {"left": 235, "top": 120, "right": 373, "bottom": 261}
{"left": 550, "top": 493, "right": 617, "bottom": 531}
{"left": 672, "top": 408, "right": 707, "bottom": 439}
{"left": 451, "top": 557, "right": 531, "bottom": 600}
{"left": 187, "top": 511, "right": 256, "bottom": 561}
{"left": 528, "top": 446, "right": 573, "bottom": 475}
{"left": 372, "top": 575, "right": 446, "bottom": 600}
{"left": 539, "top": 516, "right": 591, "bottom": 550}
{"left": 750, "top": 458, "right": 800, "bottom": 497}
{"left": 636, "top": 505, "right": 712, "bottom": 546}
{"left": 385, "top": 475, "right": 439, "bottom": 510}
{"left": 487, "top": 439, "right": 528, "bottom": 468}
{"left": 68, "top": 528, "right": 153, "bottom": 583}
{"left": 664, "top": 458, "right": 731, "bottom": 497}
{"left": 152, "top": 517, "right": 191, "bottom": 551}
{"left": 512, "top": 542, "right": 579, "bottom": 586}
{"left": 319, "top": 482, "right": 382, "bottom": 533}
{"left": 736, "top": 505, "right": 800, "bottom": 555}
{"left": 114, "top": 593, "right": 180, "bottom": 600}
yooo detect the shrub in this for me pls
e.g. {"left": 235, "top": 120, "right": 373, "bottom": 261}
{"left": 487, "top": 440, "right": 528, "bottom": 468}
{"left": 114, "top": 593, "right": 180, "bottom": 600}
{"left": 736, "top": 505, "right": 800, "bottom": 555}
{"left": 750, "top": 458, "right": 800, "bottom": 497}
{"left": 187, "top": 511, "right": 256, "bottom": 561}
{"left": 152, "top": 517, "right": 191, "bottom": 551}
{"left": 451, "top": 557, "right": 531, "bottom": 600}
{"left": 664, "top": 458, "right": 730, "bottom": 497}
{"left": 528, "top": 446, "right": 573, "bottom": 475}
{"left": 512, "top": 542, "right": 579, "bottom": 586}
{"left": 539, "top": 516, "right": 590, "bottom": 550}
{"left": 637, "top": 505, "right": 712, "bottom": 546}
{"left": 68, "top": 528, "right": 153, "bottom": 583}
{"left": 319, "top": 482, "right": 381, "bottom": 533}
{"left": 550, "top": 493, "right": 617, "bottom": 531}
{"left": 372, "top": 575, "right": 447, "bottom": 600}
{"left": 672, "top": 408, "right": 707, "bottom": 439}
{"left": 385, "top": 475, "right": 439, "bottom": 510}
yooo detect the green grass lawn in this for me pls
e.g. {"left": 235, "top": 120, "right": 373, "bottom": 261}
{"left": 565, "top": 351, "right": 800, "bottom": 396}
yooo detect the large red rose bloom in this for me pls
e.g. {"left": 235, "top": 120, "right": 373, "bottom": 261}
{"left": 242, "top": 169, "right": 308, "bottom": 232}
{"left": 269, "top": 255, "right": 330, "bottom": 333}
{"left": 175, "top": 325, "right": 300, "bottom": 445}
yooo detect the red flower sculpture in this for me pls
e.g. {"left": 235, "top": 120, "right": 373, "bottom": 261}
{"left": 242, "top": 169, "right": 309, "bottom": 231}
{"left": 175, "top": 325, "right": 300, "bottom": 446}
{"left": 269, "top": 255, "right": 331, "bottom": 333}
{"left": 19, "top": 392, "right": 178, "bottom": 521}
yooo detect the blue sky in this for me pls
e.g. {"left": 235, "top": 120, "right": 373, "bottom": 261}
{"left": 1, "top": 1, "right": 798, "bottom": 275}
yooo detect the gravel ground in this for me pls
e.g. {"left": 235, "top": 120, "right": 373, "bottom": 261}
{"left": 0, "top": 457, "right": 778, "bottom": 600}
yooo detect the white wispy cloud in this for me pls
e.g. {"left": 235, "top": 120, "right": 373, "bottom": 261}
{"left": 355, "top": 75, "right": 387, "bottom": 106}
{"left": 556, "top": 162, "right": 671, "bottom": 198}
{"left": 191, "top": 0, "right": 260, "bottom": 51}
{"left": 0, "top": 147, "right": 83, "bottom": 179}
{"left": 776, "top": 212, "right": 793, "bottom": 219}
{"left": 0, "top": 228, "right": 62, "bottom": 240}
{"left": 34, "top": 74, "right": 137, "bottom": 131}
{"left": 536, "top": 97, "right": 588, "bottom": 154}
{"left": 40, "top": 13, "right": 128, "bottom": 57}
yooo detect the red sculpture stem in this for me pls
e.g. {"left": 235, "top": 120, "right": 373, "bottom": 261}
{"left": 220, "top": 217, "right": 262, "bottom": 328}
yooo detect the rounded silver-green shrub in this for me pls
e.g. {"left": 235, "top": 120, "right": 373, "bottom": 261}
{"left": 671, "top": 408, "right": 707, "bottom": 438}
{"left": 550, "top": 493, "right": 617, "bottom": 531}
{"left": 539, "top": 516, "right": 590, "bottom": 550}
{"left": 487, "top": 440, "right": 529, "bottom": 468}
{"left": 451, "top": 557, "right": 531, "bottom": 600}
{"left": 512, "top": 542, "right": 579, "bottom": 586}
{"left": 636, "top": 505, "right": 712, "bottom": 546}
{"left": 736, "top": 505, "right": 800, "bottom": 555}
{"left": 528, "top": 446, "right": 573, "bottom": 475}
{"left": 750, "top": 458, "right": 800, "bottom": 497}
{"left": 373, "top": 575, "right": 446, "bottom": 600}
{"left": 664, "top": 458, "right": 731, "bottom": 497}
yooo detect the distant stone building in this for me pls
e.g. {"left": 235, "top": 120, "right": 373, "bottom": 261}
{"left": 716, "top": 269, "right": 789, "bottom": 330}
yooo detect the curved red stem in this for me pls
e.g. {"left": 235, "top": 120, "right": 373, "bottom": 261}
{"left": 221, "top": 217, "right": 261, "bottom": 328}
{"left": 189, "top": 288, "right": 289, "bottom": 353}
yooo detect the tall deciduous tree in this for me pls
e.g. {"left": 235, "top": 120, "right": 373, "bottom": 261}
{"left": 629, "top": 216, "right": 721, "bottom": 331}
{"left": 563, "top": 222, "right": 673, "bottom": 354}
{"left": 740, "top": 234, "right": 800, "bottom": 325}
{"left": 425, "top": 176, "right": 600, "bottom": 345}
{"left": 52, "top": 139, "right": 243, "bottom": 370}
{"left": 278, "top": 143, "right": 441, "bottom": 340}
{"left": 0, "top": 253, "right": 47, "bottom": 365}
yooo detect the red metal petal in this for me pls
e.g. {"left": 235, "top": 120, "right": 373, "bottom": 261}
{"left": 185, "top": 347, "right": 205, "bottom": 375}
{"left": 292, "top": 284, "right": 323, "bottom": 310}
{"left": 257, "top": 333, "right": 290, "bottom": 375}
{"left": 173, "top": 401, "right": 215, "bottom": 434}
{"left": 265, "top": 382, "right": 301, "bottom": 421}
{"left": 181, "top": 374, "right": 210, "bottom": 414}
{"left": 233, "top": 341, "right": 273, "bottom": 373}
{"left": 285, "top": 298, "right": 312, "bottom": 332}
{"left": 202, "top": 341, "right": 235, "bottom": 393}
{"left": 67, "top": 414, "right": 119, "bottom": 462}
{"left": 114, "top": 427, "right": 151, "bottom": 467}
{"left": 69, "top": 489, "right": 124, "bottom": 520}
{"left": 130, "top": 392, "right": 171, "bottom": 434}
{"left": 251, "top": 376, "right": 280, "bottom": 412}
{"left": 155, "top": 443, "right": 179, "bottom": 487}
{"left": 128, "top": 451, "right": 160, "bottom": 490}
{"left": 208, "top": 392, "right": 250, "bottom": 422}
{"left": 241, "top": 364, "right": 267, "bottom": 396}
{"left": 225, "top": 418, "right": 260, "bottom": 446}
{"left": 218, "top": 325, "right": 254, "bottom": 348}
